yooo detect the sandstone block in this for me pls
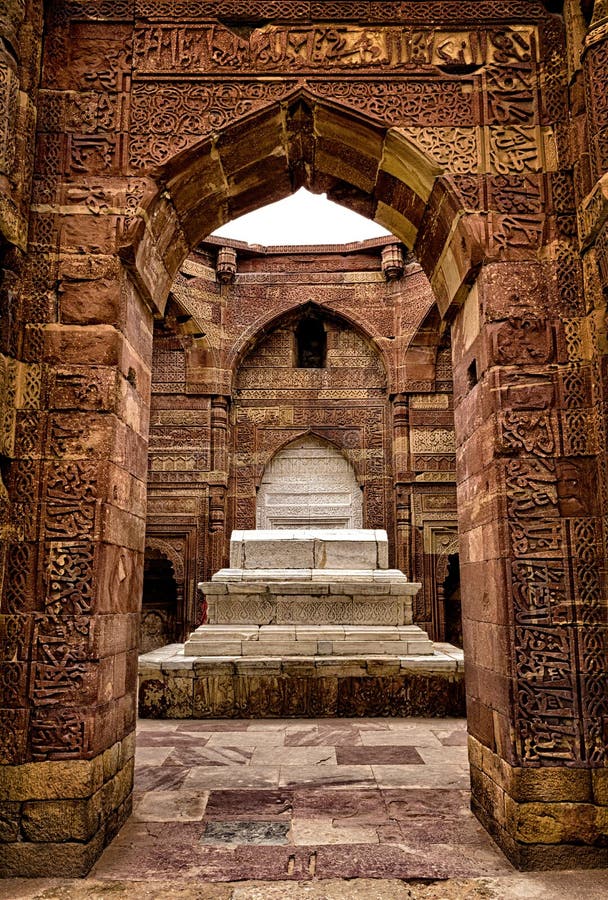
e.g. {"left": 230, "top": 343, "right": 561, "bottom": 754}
{"left": 513, "top": 801, "right": 602, "bottom": 845}
{"left": 22, "top": 796, "right": 102, "bottom": 843}
{"left": 0, "top": 758, "right": 104, "bottom": 802}
{"left": 0, "top": 801, "right": 20, "bottom": 841}
{"left": 593, "top": 770, "right": 608, "bottom": 805}
{"left": 0, "top": 833, "right": 105, "bottom": 877}
{"left": 508, "top": 766, "right": 593, "bottom": 804}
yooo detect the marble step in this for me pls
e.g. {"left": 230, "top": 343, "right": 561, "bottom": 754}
{"left": 184, "top": 624, "right": 434, "bottom": 657}
{"left": 207, "top": 570, "right": 418, "bottom": 587}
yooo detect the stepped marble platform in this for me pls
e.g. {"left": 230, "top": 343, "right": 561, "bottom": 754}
{"left": 138, "top": 529, "right": 465, "bottom": 718}
{"left": 185, "top": 624, "right": 434, "bottom": 657}
{"left": 186, "top": 528, "right": 431, "bottom": 658}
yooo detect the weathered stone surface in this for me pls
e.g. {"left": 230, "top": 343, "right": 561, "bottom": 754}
{"left": 138, "top": 645, "right": 465, "bottom": 720}
{"left": 228, "top": 530, "right": 389, "bottom": 573}
{"left": 2, "top": 0, "right": 608, "bottom": 878}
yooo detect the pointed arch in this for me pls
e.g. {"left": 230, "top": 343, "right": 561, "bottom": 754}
{"left": 229, "top": 298, "right": 390, "bottom": 391}
{"left": 256, "top": 432, "right": 363, "bottom": 529}
{"left": 120, "top": 94, "right": 481, "bottom": 320}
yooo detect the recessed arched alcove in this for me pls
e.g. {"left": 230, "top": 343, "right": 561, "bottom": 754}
{"left": 140, "top": 547, "right": 178, "bottom": 653}
{"left": 256, "top": 433, "right": 363, "bottom": 529}
{"left": 230, "top": 303, "right": 390, "bottom": 536}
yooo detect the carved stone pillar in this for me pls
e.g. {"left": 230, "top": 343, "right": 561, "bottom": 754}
{"left": 583, "top": 2, "right": 608, "bottom": 183}
{"left": 0, "top": 263, "right": 153, "bottom": 876}
{"left": 208, "top": 396, "right": 229, "bottom": 571}
{"left": 0, "top": 0, "right": 40, "bottom": 251}
{"left": 393, "top": 394, "right": 412, "bottom": 575}
{"left": 211, "top": 395, "right": 229, "bottom": 475}
{"left": 453, "top": 261, "right": 608, "bottom": 869}
{"left": 394, "top": 483, "right": 412, "bottom": 579}
{"left": 392, "top": 393, "right": 410, "bottom": 480}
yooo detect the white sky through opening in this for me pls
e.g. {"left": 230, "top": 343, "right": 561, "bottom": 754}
{"left": 211, "top": 187, "right": 392, "bottom": 246}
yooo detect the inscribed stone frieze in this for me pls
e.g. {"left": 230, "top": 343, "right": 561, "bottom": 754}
{"left": 132, "top": 24, "right": 537, "bottom": 75}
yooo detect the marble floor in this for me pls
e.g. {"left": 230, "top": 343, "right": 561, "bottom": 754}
{"left": 90, "top": 716, "right": 515, "bottom": 882}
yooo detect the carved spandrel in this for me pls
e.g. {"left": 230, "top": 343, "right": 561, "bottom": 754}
{"left": 130, "top": 80, "right": 292, "bottom": 144}
{"left": 400, "top": 127, "right": 478, "bottom": 174}
{"left": 312, "top": 80, "right": 474, "bottom": 127}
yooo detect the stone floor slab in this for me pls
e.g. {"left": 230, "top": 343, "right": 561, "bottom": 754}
{"left": 252, "top": 746, "right": 337, "bottom": 766}
{"left": 89, "top": 717, "right": 519, "bottom": 885}
{"left": 336, "top": 745, "right": 424, "bottom": 765}
{"left": 132, "top": 790, "right": 209, "bottom": 822}
{"left": 202, "top": 821, "right": 290, "bottom": 845}
{"left": 204, "top": 790, "right": 294, "bottom": 821}
{"left": 4, "top": 876, "right": 608, "bottom": 899}
{"left": 278, "top": 765, "right": 375, "bottom": 789}
{"left": 164, "top": 745, "right": 255, "bottom": 767}
{"left": 360, "top": 729, "right": 444, "bottom": 747}
{"left": 285, "top": 725, "right": 364, "bottom": 746}
{"left": 183, "top": 767, "right": 282, "bottom": 791}
{"left": 292, "top": 788, "right": 388, "bottom": 824}
{"left": 372, "top": 764, "right": 470, "bottom": 790}
{"left": 290, "top": 819, "right": 380, "bottom": 845}
{"left": 135, "top": 746, "right": 175, "bottom": 766}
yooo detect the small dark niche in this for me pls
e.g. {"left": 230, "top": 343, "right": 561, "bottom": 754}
{"left": 466, "top": 359, "right": 478, "bottom": 391}
{"left": 295, "top": 315, "right": 327, "bottom": 369}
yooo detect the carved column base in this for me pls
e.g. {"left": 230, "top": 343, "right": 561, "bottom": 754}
{"left": 469, "top": 735, "right": 608, "bottom": 870}
{"left": 0, "top": 731, "right": 135, "bottom": 877}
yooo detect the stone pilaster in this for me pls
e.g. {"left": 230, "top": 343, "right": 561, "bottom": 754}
{"left": 453, "top": 260, "right": 608, "bottom": 868}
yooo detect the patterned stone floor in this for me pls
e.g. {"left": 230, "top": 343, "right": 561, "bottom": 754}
{"left": 90, "top": 716, "right": 514, "bottom": 882}
{"left": 4, "top": 719, "right": 608, "bottom": 896}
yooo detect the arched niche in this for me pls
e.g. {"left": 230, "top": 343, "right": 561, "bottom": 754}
{"left": 230, "top": 305, "right": 390, "bottom": 534}
{"left": 140, "top": 545, "right": 181, "bottom": 652}
{"left": 256, "top": 434, "right": 363, "bottom": 530}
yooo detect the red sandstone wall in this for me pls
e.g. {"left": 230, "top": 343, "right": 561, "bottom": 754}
{"left": 144, "top": 240, "right": 458, "bottom": 642}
